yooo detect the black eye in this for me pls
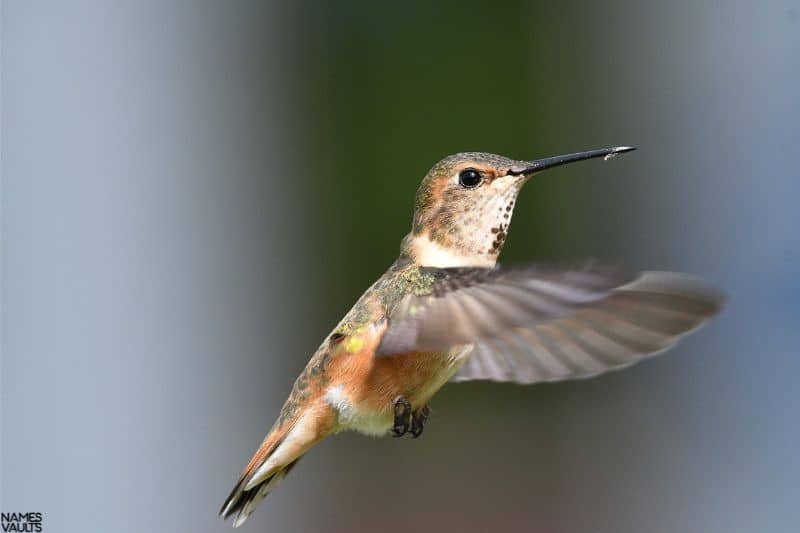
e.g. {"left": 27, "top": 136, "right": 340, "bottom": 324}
{"left": 458, "top": 168, "right": 482, "bottom": 188}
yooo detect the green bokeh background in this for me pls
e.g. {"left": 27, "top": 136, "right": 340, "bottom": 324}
{"left": 299, "top": 1, "right": 644, "bottom": 308}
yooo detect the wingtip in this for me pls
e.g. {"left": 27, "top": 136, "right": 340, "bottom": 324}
{"left": 626, "top": 270, "right": 727, "bottom": 318}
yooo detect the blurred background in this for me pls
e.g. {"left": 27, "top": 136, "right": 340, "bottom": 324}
{"left": 2, "top": 1, "right": 798, "bottom": 532}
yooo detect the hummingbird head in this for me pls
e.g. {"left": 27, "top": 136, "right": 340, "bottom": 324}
{"left": 402, "top": 147, "right": 635, "bottom": 268}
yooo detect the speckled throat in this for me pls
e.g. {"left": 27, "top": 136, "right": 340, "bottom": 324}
{"left": 401, "top": 154, "right": 529, "bottom": 268}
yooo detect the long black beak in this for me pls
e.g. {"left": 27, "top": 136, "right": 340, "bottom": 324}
{"left": 507, "top": 146, "right": 636, "bottom": 176}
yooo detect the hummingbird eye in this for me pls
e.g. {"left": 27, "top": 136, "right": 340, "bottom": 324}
{"left": 458, "top": 168, "right": 483, "bottom": 188}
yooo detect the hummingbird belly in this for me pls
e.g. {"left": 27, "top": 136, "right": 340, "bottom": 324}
{"left": 323, "top": 336, "right": 470, "bottom": 436}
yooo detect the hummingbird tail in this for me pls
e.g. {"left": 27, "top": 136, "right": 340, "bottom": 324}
{"left": 221, "top": 457, "right": 301, "bottom": 528}
{"left": 219, "top": 404, "right": 333, "bottom": 528}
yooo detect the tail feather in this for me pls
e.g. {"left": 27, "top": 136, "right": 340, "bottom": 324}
{"left": 220, "top": 407, "right": 331, "bottom": 527}
{"left": 219, "top": 423, "right": 286, "bottom": 524}
{"left": 222, "top": 459, "right": 300, "bottom": 528}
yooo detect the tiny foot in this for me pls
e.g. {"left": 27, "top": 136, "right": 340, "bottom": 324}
{"left": 410, "top": 405, "right": 430, "bottom": 439}
{"left": 391, "top": 396, "right": 412, "bottom": 437}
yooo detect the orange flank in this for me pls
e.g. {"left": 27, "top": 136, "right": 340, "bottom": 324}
{"left": 326, "top": 322, "right": 454, "bottom": 418}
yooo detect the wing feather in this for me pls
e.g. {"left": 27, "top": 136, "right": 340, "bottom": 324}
{"left": 379, "top": 265, "right": 723, "bottom": 385}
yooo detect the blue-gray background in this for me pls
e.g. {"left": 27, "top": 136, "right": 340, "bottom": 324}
{"left": 2, "top": 1, "right": 798, "bottom": 532}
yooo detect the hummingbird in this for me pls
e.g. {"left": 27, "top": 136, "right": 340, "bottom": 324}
{"left": 220, "top": 146, "right": 723, "bottom": 527}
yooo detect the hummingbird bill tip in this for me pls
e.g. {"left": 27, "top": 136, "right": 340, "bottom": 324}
{"left": 512, "top": 145, "right": 638, "bottom": 175}
{"left": 604, "top": 146, "right": 636, "bottom": 161}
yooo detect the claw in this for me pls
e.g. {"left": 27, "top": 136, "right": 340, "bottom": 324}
{"left": 391, "top": 396, "right": 411, "bottom": 437}
{"left": 410, "top": 405, "right": 430, "bottom": 438}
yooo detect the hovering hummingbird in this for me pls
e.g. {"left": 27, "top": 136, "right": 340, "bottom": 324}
{"left": 220, "top": 146, "right": 723, "bottom": 527}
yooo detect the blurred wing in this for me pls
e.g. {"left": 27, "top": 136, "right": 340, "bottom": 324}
{"left": 377, "top": 264, "right": 634, "bottom": 354}
{"left": 377, "top": 266, "right": 723, "bottom": 385}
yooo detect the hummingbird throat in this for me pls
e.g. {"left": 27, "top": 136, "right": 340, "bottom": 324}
{"left": 404, "top": 182, "right": 522, "bottom": 268}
